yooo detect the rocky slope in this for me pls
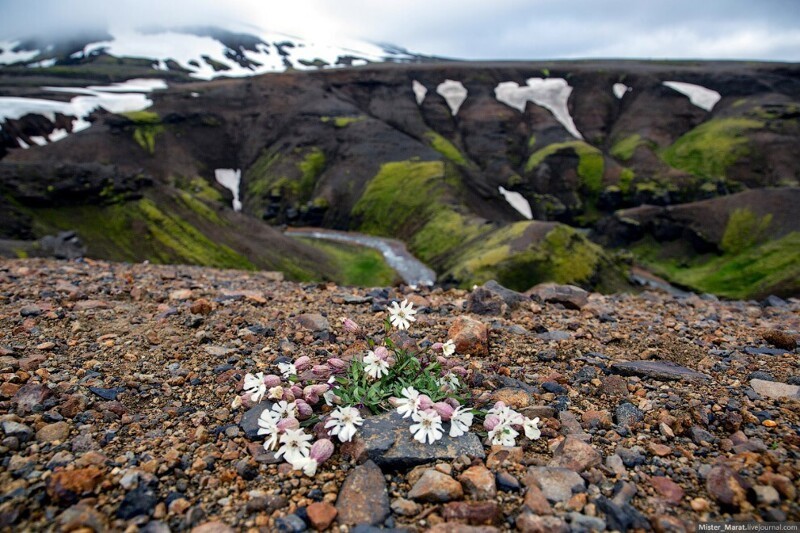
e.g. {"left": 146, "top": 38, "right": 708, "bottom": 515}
{"left": 1, "top": 60, "right": 799, "bottom": 296}
{"left": 0, "top": 258, "right": 798, "bottom": 531}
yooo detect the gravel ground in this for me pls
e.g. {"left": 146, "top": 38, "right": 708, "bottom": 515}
{"left": 0, "top": 258, "right": 798, "bottom": 532}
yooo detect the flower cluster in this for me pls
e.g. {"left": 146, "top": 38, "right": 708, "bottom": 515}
{"left": 235, "top": 298, "right": 543, "bottom": 477}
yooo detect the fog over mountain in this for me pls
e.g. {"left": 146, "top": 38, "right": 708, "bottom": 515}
{"left": 1, "top": 0, "right": 799, "bottom": 61}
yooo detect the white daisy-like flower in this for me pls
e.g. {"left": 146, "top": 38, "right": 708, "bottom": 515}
{"left": 441, "top": 340, "right": 456, "bottom": 357}
{"left": 289, "top": 455, "right": 318, "bottom": 476}
{"left": 523, "top": 417, "right": 541, "bottom": 440}
{"left": 257, "top": 409, "right": 281, "bottom": 450}
{"left": 437, "top": 372, "right": 460, "bottom": 390}
{"left": 275, "top": 428, "right": 313, "bottom": 463}
{"left": 243, "top": 372, "right": 267, "bottom": 403}
{"left": 271, "top": 400, "right": 297, "bottom": 420}
{"left": 488, "top": 422, "right": 519, "bottom": 446}
{"left": 394, "top": 387, "right": 422, "bottom": 419}
{"left": 363, "top": 350, "right": 389, "bottom": 379}
{"left": 387, "top": 299, "right": 416, "bottom": 330}
{"left": 410, "top": 410, "right": 444, "bottom": 444}
{"left": 487, "top": 403, "right": 524, "bottom": 426}
{"left": 324, "top": 406, "right": 364, "bottom": 443}
{"left": 449, "top": 406, "right": 474, "bottom": 438}
{"left": 277, "top": 362, "right": 297, "bottom": 379}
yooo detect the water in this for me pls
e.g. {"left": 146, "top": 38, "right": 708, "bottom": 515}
{"left": 286, "top": 228, "right": 436, "bottom": 286}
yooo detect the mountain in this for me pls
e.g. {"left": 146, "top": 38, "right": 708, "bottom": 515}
{"left": 1, "top": 27, "right": 798, "bottom": 298}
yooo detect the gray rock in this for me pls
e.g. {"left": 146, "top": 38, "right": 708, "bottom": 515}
{"left": 88, "top": 386, "right": 123, "bottom": 400}
{"left": 536, "top": 331, "right": 571, "bottom": 342}
{"left": 611, "top": 360, "right": 709, "bottom": 382}
{"left": 355, "top": 411, "right": 484, "bottom": 469}
{"left": 467, "top": 280, "right": 527, "bottom": 315}
{"left": 568, "top": 512, "right": 606, "bottom": 532}
{"left": 690, "top": 426, "right": 716, "bottom": 445}
{"left": 614, "top": 403, "right": 644, "bottom": 427}
{"left": 750, "top": 379, "right": 800, "bottom": 399}
{"left": 524, "top": 467, "right": 586, "bottom": 503}
{"left": 295, "top": 313, "right": 329, "bottom": 332}
{"left": 239, "top": 402, "right": 273, "bottom": 440}
{"left": 336, "top": 460, "right": 390, "bottom": 526}
{"left": 12, "top": 383, "right": 52, "bottom": 414}
{"left": 274, "top": 514, "right": 306, "bottom": 532}
{"left": 615, "top": 446, "right": 646, "bottom": 468}
{"left": 2, "top": 421, "right": 33, "bottom": 442}
{"left": 595, "top": 496, "right": 649, "bottom": 532}
{"left": 526, "top": 283, "right": 589, "bottom": 309}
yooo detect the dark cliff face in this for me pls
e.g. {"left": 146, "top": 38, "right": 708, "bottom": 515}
{"left": 1, "top": 60, "right": 798, "bottom": 295}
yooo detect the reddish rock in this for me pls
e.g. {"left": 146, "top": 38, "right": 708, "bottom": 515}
{"left": 651, "top": 514, "right": 688, "bottom": 533}
{"left": 459, "top": 465, "right": 497, "bottom": 499}
{"left": 36, "top": 421, "right": 70, "bottom": 443}
{"left": 706, "top": 465, "right": 749, "bottom": 508}
{"left": 600, "top": 376, "right": 628, "bottom": 397}
{"left": 73, "top": 300, "right": 111, "bottom": 310}
{"left": 581, "top": 410, "right": 612, "bottom": 429}
{"left": 757, "top": 472, "right": 796, "bottom": 500}
{"left": 649, "top": 443, "right": 672, "bottom": 457}
{"left": 307, "top": 502, "right": 337, "bottom": 531}
{"left": 335, "top": 460, "right": 389, "bottom": 525}
{"left": 490, "top": 388, "right": 532, "bottom": 409}
{"left": 46, "top": 467, "right": 104, "bottom": 504}
{"left": 651, "top": 476, "right": 685, "bottom": 504}
{"left": 0, "top": 382, "right": 21, "bottom": 398}
{"left": 60, "top": 394, "right": 88, "bottom": 418}
{"left": 549, "top": 437, "right": 601, "bottom": 472}
{"left": 18, "top": 355, "right": 47, "bottom": 371}
{"left": 296, "top": 313, "right": 329, "bottom": 332}
{"left": 408, "top": 469, "right": 464, "bottom": 503}
{"left": 191, "top": 522, "right": 235, "bottom": 533}
{"left": 190, "top": 298, "right": 213, "bottom": 315}
{"left": 761, "top": 329, "right": 797, "bottom": 351}
{"left": 168, "top": 289, "right": 193, "bottom": 301}
{"left": 442, "top": 501, "right": 501, "bottom": 525}
{"left": 12, "top": 383, "right": 52, "bottom": 414}
{"left": 56, "top": 503, "right": 109, "bottom": 532}
{"left": 516, "top": 513, "right": 569, "bottom": 533}
{"left": 485, "top": 446, "right": 523, "bottom": 469}
{"left": 448, "top": 316, "right": 489, "bottom": 356}
{"left": 523, "top": 485, "right": 553, "bottom": 515}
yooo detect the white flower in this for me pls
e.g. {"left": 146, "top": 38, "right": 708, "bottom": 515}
{"left": 449, "top": 406, "right": 474, "bottom": 438}
{"left": 289, "top": 455, "right": 319, "bottom": 476}
{"left": 324, "top": 406, "right": 364, "bottom": 443}
{"left": 387, "top": 299, "right": 416, "bottom": 330}
{"left": 271, "top": 400, "right": 297, "bottom": 420}
{"left": 277, "top": 362, "right": 297, "bottom": 379}
{"left": 442, "top": 340, "right": 456, "bottom": 357}
{"left": 267, "top": 386, "right": 284, "bottom": 400}
{"left": 488, "top": 422, "right": 519, "bottom": 446}
{"left": 363, "top": 350, "right": 389, "bottom": 379}
{"left": 257, "top": 409, "right": 281, "bottom": 450}
{"left": 437, "top": 373, "right": 460, "bottom": 390}
{"left": 394, "top": 387, "right": 422, "bottom": 419}
{"left": 487, "top": 403, "right": 524, "bottom": 426}
{"left": 524, "top": 417, "right": 541, "bottom": 440}
{"left": 275, "top": 428, "right": 313, "bottom": 463}
{"left": 410, "top": 410, "right": 444, "bottom": 444}
{"left": 243, "top": 372, "right": 267, "bottom": 403}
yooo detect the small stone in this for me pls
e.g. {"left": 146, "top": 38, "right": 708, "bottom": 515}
{"left": 758, "top": 472, "right": 796, "bottom": 500}
{"left": 239, "top": 402, "right": 272, "bottom": 440}
{"left": 601, "top": 376, "right": 628, "bottom": 397}
{"left": 611, "top": 360, "right": 708, "bottom": 382}
{"left": 523, "top": 484, "right": 552, "bottom": 515}
{"left": 295, "top": 313, "right": 329, "bottom": 332}
{"left": 307, "top": 502, "right": 337, "bottom": 530}
{"left": 459, "top": 465, "right": 496, "bottom": 499}
{"left": 191, "top": 521, "right": 235, "bottom": 533}
{"left": 706, "top": 465, "right": 749, "bottom": 508}
{"left": 753, "top": 485, "right": 780, "bottom": 505}
{"left": 491, "top": 388, "right": 532, "bottom": 409}
{"left": 761, "top": 329, "right": 797, "bottom": 351}
{"left": 449, "top": 316, "right": 489, "bottom": 356}
{"left": 190, "top": 298, "right": 213, "bottom": 315}
{"left": 442, "top": 501, "right": 500, "bottom": 525}
{"left": 516, "top": 513, "right": 569, "bottom": 533}
{"left": 616, "top": 446, "right": 646, "bottom": 468}
{"left": 12, "top": 383, "right": 52, "bottom": 414}
{"left": 615, "top": 403, "right": 644, "bottom": 427}
{"left": 46, "top": 467, "right": 104, "bottom": 504}
{"left": 169, "top": 289, "right": 193, "bottom": 301}
{"left": 651, "top": 476, "right": 684, "bottom": 504}
{"left": 2, "top": 421, "right": 33, "bottom": 442}
{"left": 750, "top": 379, "right": 800, "bottom": 399}
{"left": 20, "top": 305, "right": 43, "bottom": 317}
{"left": 690, "top": 498, "right": 710, "bottom": 512}
{"left": 408, "top": 469, "right": 463, "bottom": 503}
{"left": 485, "top": 446, "right": 523, "bottom": 469}
{"left": 88, "top": 386, "right": 123, "bottom": 401}
{"left": 524, "top": 467, "right": 586, "bottom": 503}
{"left": 37, "top": 421, "right": 70, "bottom": 443}
{"left": 336, "top": 460, "right": 390, "bottom": 526}
{"left": 581, "top": 410, "right": 612, "bottom": 429}
{"left": 649, "top": 443, "right": 672, "bottom": 457}
{"left": 117, "top": 485, "right": 158, "bottom": 519}
{"left": 495, "top": 471, "right": 521, "bottom": 492}
{"left": 390, "top": 497, "right": 420, "bottom": 516}
{"left": 57, "top": 503, "right": 109, "bottom": 532}
{"left": 651, "top": 514, "right": 687, "bottom": 533}
{"left": 526, "top": 283, "right": 588, "bottom": 309}
{"left": 549, "top": 437, "right": 601, "bottom": 472}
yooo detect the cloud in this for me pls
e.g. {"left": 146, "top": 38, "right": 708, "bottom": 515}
{"left": 0, "top": 0, "right": 797, "bottom": 61}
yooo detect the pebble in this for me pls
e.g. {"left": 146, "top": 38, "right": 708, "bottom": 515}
{"left": 408, "top": 469, "right": 464, "bottom": 502}
{"left": 614, "top": 402, "right": 644, "bottom": 427}
{"left": 516, "top": 513, "right": 569, "bottom": 533}
{"left": 526, "top": 283, "right": 588, "bottom": 309}
{"left": 611, "top": 360, "right": 709, "bottom": 382}
{"left": 549, "top": 436, "right": 601, "bottom": 472}
{"left": 750, "top": 378, "right": 800, "bottom": 399}
{"left": 442, "top": 501, "right": 501, "bottom": 525}
{"left": 706, "top": 465, "right": 749, "bottom": 508}
{"left": 459, "top": 465, "right": 497, "bottom": 499}
{"left": 335, "top": 461, "right": 390, "bottom": 525}
{"left": 524, "top": 467, "right": 586, "bottom": 503}
{"left": 36, "top": 421, "right": 70, "bottom": 443}
{"left": 448, "top": 316, "right": 489, "bottom": 356}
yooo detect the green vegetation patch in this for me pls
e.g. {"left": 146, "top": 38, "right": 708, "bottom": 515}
{"left": 525, "top": 141, "right": 604, "bottom": 196}
{"left": 296, "top": 238, "right": 398, "bottom": 287}
{"left": 610, "top": 134, "right": 646, "bottom": 161}
{"left": 660, "top": 118, "right": 763, "bottom": 179}
{"left": 720, "top": 208, "right": 772, "bottom": 254}
{"left": 122, "top": 111, "right": 164, "bottom": 155}
{"left": 424, "top": 131, "right": 467, "bottom": 166}
{"left": 321, "top": 116, "right": 366, "bottom": 128}
{"left": 410, "top": 209, "right": 487, "bottom": 265}
{"left": 245, "top": 147, "right": 326, "bottom": 202}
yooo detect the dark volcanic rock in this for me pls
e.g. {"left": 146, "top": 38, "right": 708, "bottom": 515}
{"left": 615, "top": 403, "right": 644, "bottom": 427}
{"left": 349, "top": 411, "right": 484, "bottom": 469}
{"left": 88, "top": 386, "right": 124, "bottom": 400}
{"left": 610, "top": 360, "right": 709, "bottom": 381}
{"left": 117, "top": 485, "right": 158, "bottom": 519}
{"left": 239, "top": 402, "right": 273, "bottom": 440}
{"left": 526, "top": 283, "right": 589, "bottom": 309}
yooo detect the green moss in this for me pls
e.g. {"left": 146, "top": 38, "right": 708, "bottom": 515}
{"left": 296, "top": 238, "right": 397, "bottom": 287}
{"left": 732, "top": 98, "right": 747, "bottom": 108}
{"left": 618, "top": 168, "right": 635, "bottom": 194}
{"left": 352, "top": 160, "right": 445, "bottom": 237}
{"left": 121, "top": 111, "right": 161, "bottom": 124}
{"left": 410, "top": 209, "right": 487, "bottom": 264}
{"left": 541, "top": 68, "right": 550, "bottom": 77}
{"left": 297, "top": 148, "right": 326, "bottom": 199}
{"left": 610, "top": 134, "right": 645, "bottom": 161}
{"left": 525, "top": 141, "right": 604, "bottom": 196}
{"left": 424, "top": 132, "right": 467, "bottom": 166}
{"left": 176, "top": 191, "right": 224, "bottom": 225}
{"left": 14, "top": 248, "right": 28, "bottom": 259}
{"left": 660, "top": 118, "right": 764, "bottom": 179}
{"left": 720, "top": 208, "right": 772, "bottom": 254}
{"left": 321, "top": 116, "right": 365, "bottom": 128}
{"left": 527, "top": 135, "right": 537, "bottom": 149}
{"left": 245, "top": 147, "right": 325, "bottom": 202}
{"left": 246, "top": 150, "right": 283, "bottom": 198}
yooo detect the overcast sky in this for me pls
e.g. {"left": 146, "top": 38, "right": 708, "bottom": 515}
{"left": 1, "top": 0, "right": 798, "bottom": 61}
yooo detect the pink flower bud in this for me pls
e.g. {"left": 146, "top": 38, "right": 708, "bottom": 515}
{"left": 312, "top": 365, "right": 332, "bottom": 379}
{"left": 340, "top": 317, "right": 361, "bottom": 333}
{"left": 294, "top": 356, "right": 311, "bottom": 372}
{"left": 436, "top": 356, "right": 448, "bottom": 366}
{"left": 309, "top": 438, "right": 334, "bottom": 464}
{"left": 431, "top": 342, "right": 444, "bottom": 352}
{"left": 240, "top": 394, "right": 257, "bottom": 409}
{"left": 418, "top": 394, "right": 433, "bottom": 411}
{"left": 444, "top": 397, "right": 460, "bottom": 409}
{"left": 263, "top": 374, "right": 282, "bottom": 387}
{"left": 388, "top": 397, "right": 401, "bottom": 408}
{"left": 277, "top": 417, "right": 299, "bottom": 432}
{"left": 493, "top": 401, "right": 507, "bottom": 411}
{"left": 306, "top": 384, "right": 329, "bottom": 396}
{"left": 432, "top": 401, "right": 455, "bottom": 421}
{"left": 313, "top": 421, "right": 331, "bottom": 440}
{"left": 451, "top": 366, "right": 468, "bottom": 377}
{"left": 484, "top": 414, "right": 501, "bottom": 431}
{"left": 374, "top": 346, "right": 390, "bottom": 361}
{"left": 282, "top": 390, "right": 296, "bottom": 402}
{"left": 305, "top": 392, "right": 320, "bottom": 405}
{"left": 290, "top": 385, "right": 304, "bottom": 398}
{"left": 295, "top": 399, "right": 313, "bottom": 420}
{"left": 327, "top": 358, "right": 349, "bottom": 372}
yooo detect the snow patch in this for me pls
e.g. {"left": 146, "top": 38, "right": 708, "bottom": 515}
{"left": 436, "top": 80, "right": 467, "bottom": 116}
{"left": 48, "top": 129, "right": 68, "bottom": 143}
{"left": 494, "top": 78, "right": 583, "bottom": 139}
{"left": 29, "top": 136, "right": 47, "bottom": 146}
{"left": 16, "top": 138, "right": 29, "bottom": 149}
{"left": 613, "top": 83, "right": 630, "bottom": 99}
{"left": 412, "top": 80, "right": 427, "bottom": 105}
{"left": 29, "top": 58, "right": 57, "bottom": 68}
{"left": 0, "top": 41, "right": 40, "bottom": 65}
{"left": 215, "top": 169, "right": 242, "bottom": 211}
{"left": 498, "top": 186, "right": 533, "bottom": 220}
{"left": 663, "top": 81, "right": 721, "bottom": 111}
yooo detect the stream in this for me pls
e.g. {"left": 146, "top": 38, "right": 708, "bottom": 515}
{"left": 285, "top": 227, "right": 437, "bottom": 287}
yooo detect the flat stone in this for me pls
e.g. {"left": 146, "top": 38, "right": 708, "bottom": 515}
{"left": 37, "top": 421, "right": 70, "bottom": 443}
{"left": 615, "top": 403, "right": 644, "bottom": 427}
{"left": 46, "top": 467, "right": 104, "bottom": 504}
{"left": 408, "top": 469, "right": 463, "bottom": 502}
{"left": 442, "top": 501, "right": 501, "bottom": 525}
{"left": 611, "top": 360, "right": 708, "bottom": 382}
{"left": 295, "top": 313, "right": 329, "bottom": 332}
{"left": 526, "top": 283, "right": 588, "bottom": 309}
{"left": 57, "top": 503, "right": 109, "bottom": 532}
{"left": 491, "top": 388, "right": 533, "bottom": 409}
{"left": 336, "top": 460, "right": 389, "bottom": 526}
{"left": 169, "top": 289, "right": 193, "bottom": 300}
{"left": 524, "top": 467, "right": 586, "bottom": 503}
{"left": 88, "top": 386, "right": 123, "bottom": 400}
{"left": 651, "top": 476, "right": 684, "bottom": 504}
{"left": 449, "top": 316, "right": 489, "bottom": 356}
{"left": 351, "top": 411, "right": 484, "bottom": 469}
{"left": 239, "top": 402, "right": 273, "bottom": 440}
{"left": 459, "top": 465, "right": 497, "bottom": 499}
{"left": 750, "top": 379, "right": 800, "bottom": 399}
{"left": 707, "top": 465, "right": 749, "bottom": 508}
{"left": 12, "top": 382, "right": 52, "bottom": 414}
{"left": 2, "top": 420, "right": 33, "bottom": 442}
{"left": 536, "top": 331, "right": 571, "bottom": 342}
{"left": 549, "top": 437, "right": 601, "bottom": 472}
{"left": 307, "top": 501, "right": 337, "bottom": 531}
{"left": 516, "top": 513, "right": 569, "bottom": 533}
{"left": 191, "top": 521, "right": 235, "bottom": 533}
{"left": 523, "top": 484, "right": 552, "bottom": 515}
{"left": 390, "top": 498, "right": 420, "bottom": 517}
